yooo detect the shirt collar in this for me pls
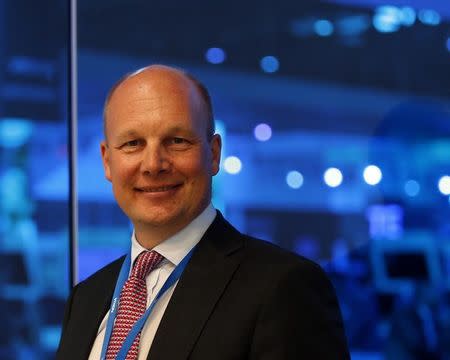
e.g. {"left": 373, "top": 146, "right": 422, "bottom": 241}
{"left": 131, "top": 204, "right": 216, "bottom": 267}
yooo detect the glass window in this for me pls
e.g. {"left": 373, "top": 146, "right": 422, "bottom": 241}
{"left": 78, "top": 1, "right": 450, "bottom": 358}
{"left": 0, "top": 0, "right": 70, "bottom": 358}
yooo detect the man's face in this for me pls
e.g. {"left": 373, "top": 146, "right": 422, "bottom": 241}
{"left": 101, "top": 68, "right": 221, "bottom": 234}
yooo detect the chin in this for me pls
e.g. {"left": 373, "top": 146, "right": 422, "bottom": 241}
{"left": 135, "top": 210, "right": 185, "bottom": 229}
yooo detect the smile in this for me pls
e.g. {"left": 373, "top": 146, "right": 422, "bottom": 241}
{"left": 135, "top": 184, "right": 182, "bottom": 193}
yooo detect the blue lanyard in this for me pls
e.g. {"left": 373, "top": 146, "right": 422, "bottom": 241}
{"left": 100, "top": 247, "right": 195, "bottom": 360}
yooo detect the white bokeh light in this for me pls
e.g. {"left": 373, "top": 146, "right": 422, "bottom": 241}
{"left": 286, "top": 171, "right": 304, "bottom": 189}
{"left": 224, "top": 156, "right": 242, "bottom": 174}
{"left": 324, "top": 167, "right": 343, "bottom": 188}
{"left": 254, "top": 123, "right": 272, "bottom": 142}
{"left": 363, "top": 165, "right": 382, "bottom": 185}
{"left": 438, "top": 176, "right": 450, "bottom": 195}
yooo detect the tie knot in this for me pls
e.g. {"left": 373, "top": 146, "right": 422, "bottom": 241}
{"left": 131, "top": 250, "right": 164, "bottom": 279}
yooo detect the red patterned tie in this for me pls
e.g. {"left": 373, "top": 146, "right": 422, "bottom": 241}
{"left": 106, "top": 250, "right": 164, "bottom": 360}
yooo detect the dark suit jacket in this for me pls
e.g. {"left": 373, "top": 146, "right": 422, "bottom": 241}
{"left": 56, "top": 213, "right": 350, "bottom": 359}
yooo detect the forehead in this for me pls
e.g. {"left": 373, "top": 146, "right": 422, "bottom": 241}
{"left": 105, "top": 69, "right": 206, "bottom": 136}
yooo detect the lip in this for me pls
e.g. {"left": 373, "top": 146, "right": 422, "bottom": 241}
{"left": 134, "top": 184, "right": 183, "bottom": 198}
{"left": 135, "top": 183, "right": 182, "bottom": 192}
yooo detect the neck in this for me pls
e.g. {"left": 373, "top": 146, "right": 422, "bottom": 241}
{"left": 133, "top": 214, "right": 201, "bottom": 250}
{"left": 133, "top": 224, "right": 183, "bottom": 250}
{"left": 133, "top": 203, "right": 211, "bottom": 249}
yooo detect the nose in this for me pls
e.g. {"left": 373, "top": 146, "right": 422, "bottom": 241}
{"left": 141, "top": 144, "right": 170, "bottom": 175}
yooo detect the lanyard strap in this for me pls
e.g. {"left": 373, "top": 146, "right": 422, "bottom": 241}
{"left": 100, "top": 247, "right": 195, "bottom": 360}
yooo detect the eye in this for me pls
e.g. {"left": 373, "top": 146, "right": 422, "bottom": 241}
{"left": 120, "top": 139, "right": 142, "bottom": 151}
{"left": 123, "top": 139, "right": 141, "bottom": 148}
{"left": 167, "top": 137, "right": 191, "bottom": 150}
{"left": 171, "top": 137, "right": 187, "bottom": 144}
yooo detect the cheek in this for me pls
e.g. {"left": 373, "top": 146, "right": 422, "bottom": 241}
{"left": 109, "top": 157, "right": 138, "bottom": 184}
{"left": 177, "top": 155, "right": 210, "bottom": 180}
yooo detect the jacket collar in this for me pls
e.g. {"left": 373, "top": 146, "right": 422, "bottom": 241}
{"left": 147, "top": 211, "right": 244, "bottom": 360}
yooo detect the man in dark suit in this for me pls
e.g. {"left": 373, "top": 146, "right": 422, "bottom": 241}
{"left": 56, "top": 64, "right": 350, "bottom": 360}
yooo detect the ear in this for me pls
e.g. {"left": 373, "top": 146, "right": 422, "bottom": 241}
{"left": 100, "top": 140, "right": 112, "bottom": 182}
{"left": 210, "top": 134, "right": 222, "bottom": 176}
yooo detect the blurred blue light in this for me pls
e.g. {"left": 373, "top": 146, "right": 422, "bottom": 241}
{"left": 336, "top": 15, "right": 370, "bottom": 36}
{"left": 324, "top": 167, "right": 343, "bottom": 188}
{"left": 404, "top": 179, "right": 420, "bottom": 197}
{"left": 446, "top": 37, "right": 450, "bottom": 52}
{"left": 0, "top": 118, "right": 33, "bottom": 148}
{"left": 8, "top": 56, "right": 55, "bottom": 79}
{"left": 418, "top": 9, "right": 441, "bottom": 26}
{"left": 260, "top": 56, "right": 279, "bottom": 73}
{"left": 373, "top": 6, "right": 402, "bottom": 33}
{"left": 286, "top": 171, "right": 304, "bottom": 189}
{"left": 254, "top": 123, "right": 272, "bottom": 141}
{"left": 224, "top": 156, "right": 242, "bottom": 174}
{"left": 366, "top": 204, "right": 403, "bottom": 240}
{"left": 0, "top": 168, "right": 29, "bottom": 212}
{"left": 399, "top": 7, "right": 416, "bottom": 26}
{"left": 438, "top": 176, "right": 450, "bottom": 195}
{"left": 205, "top": 47, "right": 226, "bottom": 64}
{"left": 314, "top": 19, "right": 334, "bottom": 37}
{"left": 290, "top": 19, "right": 315, "bottom": 38}
{"left": 363, "top": 165, "right": 382, "bottom": 185}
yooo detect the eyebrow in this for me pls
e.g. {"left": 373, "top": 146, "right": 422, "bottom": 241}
{"left": 114, "top": 129, "right": 141, "bottom": 142}
{"left": 112, "top": 124, "right": 199, "bottom": 144}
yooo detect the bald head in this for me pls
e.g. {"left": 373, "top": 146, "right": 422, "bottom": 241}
{"left": 103, "top": 65, "right": 215, "bottom": 141}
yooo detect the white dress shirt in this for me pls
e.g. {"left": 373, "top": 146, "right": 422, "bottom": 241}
{"left": 88, "top": 204, "right": 217, "bottom": 360}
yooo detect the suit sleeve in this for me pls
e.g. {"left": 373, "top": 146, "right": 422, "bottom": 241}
{"left": 249, "top": 261, "right": 350, "bottom": 360}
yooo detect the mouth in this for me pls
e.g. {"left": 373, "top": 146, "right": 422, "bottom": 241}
{"left": 135, "top": 184, "right": 182, "bottom": 193}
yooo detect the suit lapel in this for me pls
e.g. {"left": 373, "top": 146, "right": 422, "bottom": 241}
{"left": 147, "top": 213, "right": 244, "bottom": 360}
{"left": 73, "top": 257, "right": 124, "bottom": 358}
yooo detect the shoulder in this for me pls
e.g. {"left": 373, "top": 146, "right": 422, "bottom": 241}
{"left": 214, "top": 212, "right": 325, "bottom": 279}
{"left": 242, "top": 234, "right": 328, "bottom": 282}
{"left": 212, "top": 213, "right": 331, "bottom": 289}
{"left": 239, "top": 236, "right": 350, "bottom": 358}
{"left": 226, "top": 233, "right": 337, "bottom": 307}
